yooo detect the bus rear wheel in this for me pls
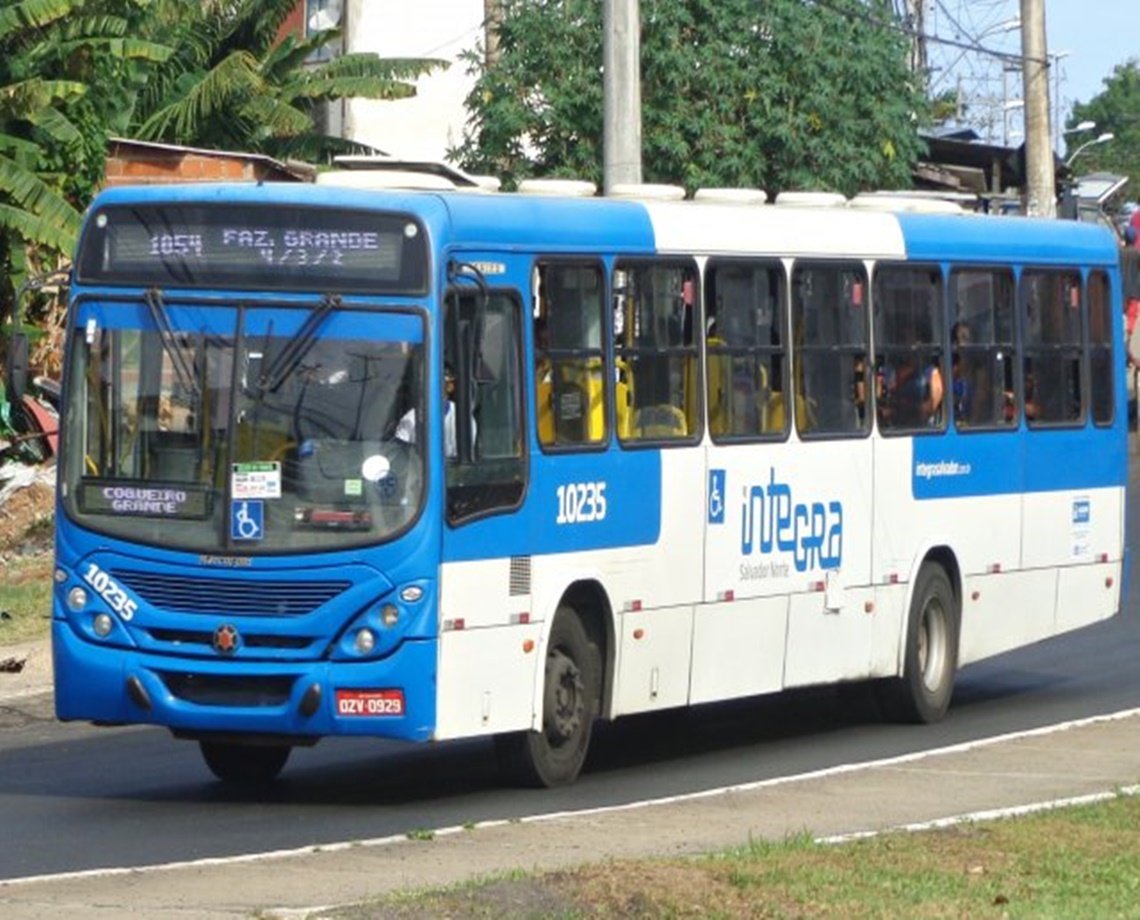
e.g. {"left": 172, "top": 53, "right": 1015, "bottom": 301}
{"left": 199, "top": 740, "right": 291, "bottom": 784}
{"left": 496, "top": 607, "right": 601, "bottom": 788}
{"left": 876, "top": 562, "right": 959, "bottom": 724}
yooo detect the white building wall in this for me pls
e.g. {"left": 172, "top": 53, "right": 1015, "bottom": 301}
{"left": 345, "top": 0, "right": 483, "bottom": 162}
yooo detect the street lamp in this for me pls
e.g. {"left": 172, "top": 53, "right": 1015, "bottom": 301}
{"left": 1003, "top": 99, "right": 1024, "bottom": 146}
{"left": 1065, "top": 132, "right": 1114, "bottom": 167}
{"left": 1064, "top": 120, "right": 1096, "bottom": 135}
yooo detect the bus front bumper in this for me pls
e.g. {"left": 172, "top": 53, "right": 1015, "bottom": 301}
{"left": 52, "top": 621, "right": 437, "bottom": 743}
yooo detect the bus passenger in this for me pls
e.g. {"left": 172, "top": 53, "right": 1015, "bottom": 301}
{"left": 395, "top": 363, "right": 472, "bottom": 458}
{"left": 879, "top": 358, "right": 943, "bottom": 427}
{"left": 950, "top": 323, "right": 972, "bottom": 422}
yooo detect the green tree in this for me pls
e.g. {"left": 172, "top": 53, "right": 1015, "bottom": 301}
{"left": 132, "top": 0, "right": 446, "bottom": 162}
{"left": 0, "top": 0, "right": 168, "bottom": 323}
{"left": 1067, "top": 60, "right": 1140, "bottom": 184}
{"left": 451, "top": 0, "right": 929, "bottom": 195}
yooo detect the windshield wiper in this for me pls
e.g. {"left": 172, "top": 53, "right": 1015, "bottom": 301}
{"left": 144, "top": 287, "right": 199, "bottom": 401}
{"left": 258, "top": 293, "right": 340, "bottom": 395}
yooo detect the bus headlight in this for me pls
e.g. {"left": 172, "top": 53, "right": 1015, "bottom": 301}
{"left": 92, "top": 613, "right": 114, "bottom": 638}
{"left": 66, "top": 586, "right": 88, "bottom": 612}
{"left": 353, "top": 628, "right": 376, "bottom": 655}
{"left": 381, "top": 604, "right": 400, "bottom": 627}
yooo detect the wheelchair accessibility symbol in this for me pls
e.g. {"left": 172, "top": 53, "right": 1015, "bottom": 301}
{"left": 708, "top": 469, "right": 726, "bottom": 524}
{"left": 231, "top": 500, "right": 264, "bottom": 541}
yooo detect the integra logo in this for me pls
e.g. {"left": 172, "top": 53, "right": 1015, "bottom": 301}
{"left": 740, "top": 468, "right": 843, "bottom": 573}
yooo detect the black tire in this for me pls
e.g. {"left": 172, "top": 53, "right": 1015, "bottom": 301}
{"left": 495, "top": 606, "right": 601, "bottom": 788}
{"left": 876, "top": 562, "right": 959, "bottom": 724}
{"left": 199, "top": 741, "right": 291, "bottom": 784}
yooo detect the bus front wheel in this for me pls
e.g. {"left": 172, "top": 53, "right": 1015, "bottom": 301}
{"left": 495, "top": 607, "right": 601, "bottom": 788}
{"left": 199, "top": 741, "right": 291, "bottom": 784}
{"left": 876, "top": 562, "right": 959, "bottom": 724}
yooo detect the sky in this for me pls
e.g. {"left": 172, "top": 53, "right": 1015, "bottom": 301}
{"left": 1046, "top": 1, "right": 1137, "bottom": 113}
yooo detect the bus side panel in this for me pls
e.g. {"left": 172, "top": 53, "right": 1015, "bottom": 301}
{"left": 438, "top": 558, "right": 533, "bottom": 630}
{"left": 869, "top": 583, "right": 908, "bottom": 677}
{"left": 613, "top": 604, "right": 694, "bottom": 715}
{"left": 702, "top": 442, "right": 872, "bottom": 606}
{"left": 1021, "top": 485, "right": 1123, "bottom": 571}
{"left": 874, "top": 435, "right": 1021, "bottom": 583}
{"left": 958, "top": 569, "right": 1057, "bottom": 665}
{"left": 609, "top": 448, "right": 707, "bottom": 716}
{"left": 689, "top": 596, "right": 788, "bottom": 705}
{"left": 783, "top": 584, "right": 877, "bottom": 687}
{"left": 1055, "top": 560, "right": 1121, "bottom": 633}
{"left": 434, "top": 624, "right": 540, "bottom": 740}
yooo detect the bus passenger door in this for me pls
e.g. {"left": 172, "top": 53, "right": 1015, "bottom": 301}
{"left": 436, "top": 282, "right": 538, "bottom": 741}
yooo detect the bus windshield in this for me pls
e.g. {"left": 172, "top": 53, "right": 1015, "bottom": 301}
{"left": 61, "top": 299, "right": 426, "bottom": 554}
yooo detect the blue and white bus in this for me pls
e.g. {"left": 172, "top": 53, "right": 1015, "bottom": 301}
{"left": 48, "top": 173, "right": 1127, "bottom": 786}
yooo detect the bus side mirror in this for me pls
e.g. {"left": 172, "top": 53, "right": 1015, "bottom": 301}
{"left": 6, "top": 332, "right": 29, "bottom": 403}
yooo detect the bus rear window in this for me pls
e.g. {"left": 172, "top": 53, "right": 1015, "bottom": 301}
{"left": 75, "top": 203, "right": 429, "bottom": 294}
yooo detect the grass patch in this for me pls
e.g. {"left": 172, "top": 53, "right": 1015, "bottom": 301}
{"left": 321, "top": 793, "right": 1140, "bottom": 919}
{"left": 0, "top": 551, "right": 53, "bottom": 645}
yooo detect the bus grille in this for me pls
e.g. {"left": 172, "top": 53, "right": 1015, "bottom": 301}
{"left": 158, "top": 672, "right": 296, "bottom": 707}
{"left": 111, "top": 569, "right": 350, "bottom": 617}
{"left": 148, "top": 628, "right": 315, "bottom": 651}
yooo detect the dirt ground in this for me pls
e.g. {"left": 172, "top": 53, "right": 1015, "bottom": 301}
{"left": 0, "top": 473, "right": 55, "bottom": 558}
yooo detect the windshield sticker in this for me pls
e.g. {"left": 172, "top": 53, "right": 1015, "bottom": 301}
{"left": 79, "top": 481, "right": 210, "bottom": 519}
{"left": 344, "top": 479, "right": 363, "bottom": 497}
{"left": 231, "top": 461, "right": 281, "bottom": 499}
{"left": 231, "top": 500, "right": 265, "bottom": 541}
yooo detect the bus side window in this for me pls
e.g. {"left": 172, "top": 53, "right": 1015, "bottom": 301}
{"left": 874, "top": 264, "right": 946, "bottom": 433}
{"left": 949, "top": 268, "right": 1016, "bottom": 430}
{"left": 445, "top": 290, "right": 526, "bottom": 524}
{"left": 533, "top": 261, "right": 607, "bottom": 449}
{"left": 791, "top": 262, "right": 870, "bottom": 438}
{"left": 614, "top": 259, "right": 701, "bottom": 444}
{"left": 1087, "top": 270, "right": 1114, "bottom": 427}
{"left": 704, "top": 259, "right": 787, "bottom": 441}
{"left": 1021, "top": 269, "right": 1084, "bottom": 427}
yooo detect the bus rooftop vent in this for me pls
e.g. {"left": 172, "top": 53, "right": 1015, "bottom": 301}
{"left": 517, "top": 178, "right": 597, "bottom": 197}
{"left": 608, "top": 183, "right": 687, "bottom": 200}
{"left": 774, "top": 191, "right": 848, "bottom": 207}
{"left": 694, "top": 187, "right": 768, "bottom": 204}
{"left": 848, "top": 193, "right": 965, "bottom": 214}
{"left": 316, "top": 169, "right": 459, "bottom": 190}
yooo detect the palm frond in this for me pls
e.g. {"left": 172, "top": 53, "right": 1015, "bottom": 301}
{"left": 0, "top": 201, "right": 77, "bottom": 252}
{"left": 237, "top": 95, "right": 311, "bottom": 139}
{"left": 51, "top": 37, "right": 172, "bottom": 63}
{"left": 286, "top": 76, "right": 418, "bottom": 104}
{"left": 225, "top": 0, "right": 301, "bottom": 57}
{"left": 319, "top": 53, "right": 446, "bottom": 83}
{"left": 0, "top": 155, "right": 81, "bottom": 232}
{"left": 0, "top": 132, "right": 41, "bottom": 160}
{"left": 0, "top": 0, "right": 78, "bottom": 41}
{"left": 0, "top": 79, "right": 87, "bottom": 120}
{"left": 136, "top": 50, "right": 262, "bottom": 141}
{"left": 57, "top": 13, "right": 129, "bottom": 39}
{"left": 23, "top": 105, "right": 81, "bottom": 147}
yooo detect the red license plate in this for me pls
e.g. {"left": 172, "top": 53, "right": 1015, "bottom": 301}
{"left": 335, "top": 688, "right": 405, "bottom": 717}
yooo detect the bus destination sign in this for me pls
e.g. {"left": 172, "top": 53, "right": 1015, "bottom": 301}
{"left": 77, "top": 203, "right": 428, "bottom": 294}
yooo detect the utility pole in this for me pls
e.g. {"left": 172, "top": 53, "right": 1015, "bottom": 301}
{"left": 901, "top": 0, "right": 927, "bottom": 83}
{"left": 603, "top": 0, "right": 641, "bottom": 193}
{"left": 483, "top": 0, "right": 502, "bottom": 70}
{"left": 1020, "top": 0, "right": 1055, "bottom": 217}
